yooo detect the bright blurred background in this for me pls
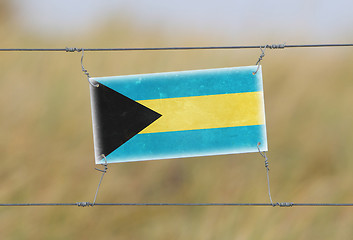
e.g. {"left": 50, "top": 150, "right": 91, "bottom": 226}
{"left": 1, "top": 0, "right": 353, "bottom": 239}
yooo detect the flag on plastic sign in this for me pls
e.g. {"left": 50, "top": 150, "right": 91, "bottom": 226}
{"left": 89, "top": 65, "right": 267, "bottom": 164}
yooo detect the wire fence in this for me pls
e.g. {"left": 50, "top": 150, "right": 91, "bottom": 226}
{"left": 1, "top": 202, "right": 353, "bottom": 207}
{"left": 0, "top": 43, "right": 352, "bottom": 52}
{"left": 1, "top": 42, "right": 353, "bottom": 208}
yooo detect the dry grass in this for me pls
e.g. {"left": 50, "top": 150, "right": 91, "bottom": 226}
{"left": 1, "top": 19, "right": 353, "bottom": 240}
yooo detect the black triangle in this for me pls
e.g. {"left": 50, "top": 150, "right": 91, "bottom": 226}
{"left": 90, "top": 83, "right": 162, "bottom": 158}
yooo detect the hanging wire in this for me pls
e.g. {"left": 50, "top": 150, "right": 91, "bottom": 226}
{"left": 92, "top": 155, "right": 108, "bottom": 206}
{"left": 257, "top": 142, "right": 274, "bottom": 205}
{"left": 253, "top": 46, "right": 267, "bottom": 75}
{"left": 79, "top": 48, "right": 99, "bottom": 87}
{"left": 0, "top": 43, "right": 352, "bottom": 52}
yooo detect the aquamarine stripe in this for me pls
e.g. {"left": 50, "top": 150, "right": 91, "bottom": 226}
{"left": 100, "top": 125, "right": 267, "bottom": 163}
{"left": 92, "top": 66, "right": 262, "bottom": 101}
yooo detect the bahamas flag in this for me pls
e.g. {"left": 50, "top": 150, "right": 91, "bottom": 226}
{"left": 90, "top": 65, "right": 267, "bottom": 164}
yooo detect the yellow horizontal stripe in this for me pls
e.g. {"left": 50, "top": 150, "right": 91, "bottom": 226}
{"left": 138, "top": 91, "right": 265, "bottom": 134}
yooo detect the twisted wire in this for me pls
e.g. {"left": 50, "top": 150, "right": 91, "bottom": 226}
{"left": 257, "top": 142, "right": 274, "bottom": 205}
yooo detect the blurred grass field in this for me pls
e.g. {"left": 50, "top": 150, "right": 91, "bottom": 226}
{"left": 1, "top": 10, "right": 353, "bottom": 240}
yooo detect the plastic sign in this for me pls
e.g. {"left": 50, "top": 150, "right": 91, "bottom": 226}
{"left": 89, "top": 66, "right": 267, "bottom": 164}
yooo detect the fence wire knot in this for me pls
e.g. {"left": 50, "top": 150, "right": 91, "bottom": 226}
{"left": 275, "top": 202, "right": 294, "bottom": 207}
{"left": 76, "top": 202, "right": 92, "bottom": 207}
{"left": 65, "top": 47, "right": 82, "bottom": 52}
{"left": 266, "top": 43, "right": 286, "bottom": 49}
